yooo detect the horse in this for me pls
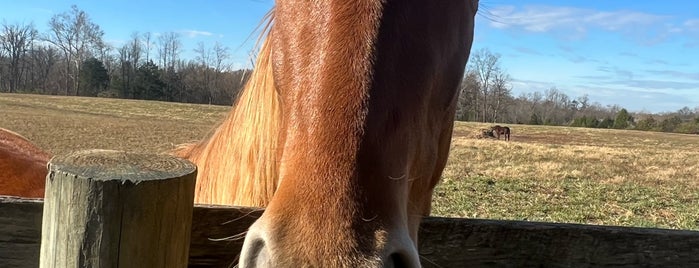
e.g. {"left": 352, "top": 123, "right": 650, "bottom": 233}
{"left": 1, "top": 0, "right": 478, "bottom": 266}
{"left": 0, "top": 128, "right": 50, "bottom": 198}
{"left": 491, "top": 125, "right": 511, "bottom": 141}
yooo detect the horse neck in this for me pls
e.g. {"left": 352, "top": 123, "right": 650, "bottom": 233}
{"left": 177, "top": 37, "right": 280, "bottom": 207}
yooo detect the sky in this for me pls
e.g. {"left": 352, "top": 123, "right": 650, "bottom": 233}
{"left": 1, "top": 0, "right": 698, "bottom": 113}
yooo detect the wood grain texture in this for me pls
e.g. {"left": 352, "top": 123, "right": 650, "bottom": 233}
{"left": 39, "top": 150, "right": 197, "bottom": 268}
{"left": 2, "top": 196, "right": 698, "bottom": 268}
{"left": 0, "top": 196, "right": 43, "bottom": 268}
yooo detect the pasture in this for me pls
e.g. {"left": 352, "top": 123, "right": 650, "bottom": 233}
{"left": 2, "top": 93, "right": 697, "bottom": 230}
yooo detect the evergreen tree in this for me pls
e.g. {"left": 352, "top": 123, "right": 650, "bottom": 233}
{"left": 585, "top": 117, "right": 599, "bottom": 128}
{"left": 78, "top": 57, "right": 109, "bottom": 96}
{"left": 598, "top": 117, "right": 614, "bottom": 128}
{"left": 613, "top": 108, "right": 631, "bottom": 129}
{"left": 135, "top": 60, "right": 165, "bottom": 100}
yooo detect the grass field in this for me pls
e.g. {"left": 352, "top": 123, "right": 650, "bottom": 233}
{"left": 2, "top": 93, "right": 698, "bottom": 230}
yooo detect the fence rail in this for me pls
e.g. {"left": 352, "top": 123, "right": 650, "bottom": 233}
{"left": 2, "top": 196, "right": 698, "bottom": 267}
{"left": 1, "top": 149, "right": 698, "bottom": 267}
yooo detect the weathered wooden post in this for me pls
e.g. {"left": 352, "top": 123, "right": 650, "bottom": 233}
{"left": 40, "top": 149, "right": 197, "bottom": 268}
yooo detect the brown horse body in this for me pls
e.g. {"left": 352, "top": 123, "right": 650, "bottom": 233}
{"left": 492, "top": 125, "right": 511, "bottom": 141}
{"left": 1, "top": 1, "right": 478, "bottom": 266}
{"left": 0, "top": 128, "right": 50, "bottom": 198}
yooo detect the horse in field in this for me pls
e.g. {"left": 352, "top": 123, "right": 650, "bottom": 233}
{"left": 491, "top": 125, "right": 511, "bottom": 141}
{"left": 1, "top": 0, "right": 479, "bottom": 266}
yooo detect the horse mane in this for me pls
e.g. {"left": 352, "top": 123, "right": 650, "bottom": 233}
{"left": 174, "top": 11, "right": 280, "bottom": 207}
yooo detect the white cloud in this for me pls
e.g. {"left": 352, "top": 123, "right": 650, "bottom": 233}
{"left": 685, "top": 19, "right": 699, "bottom": 28}
{"left": 487, "top": 5, "right": 668, "bottom": 38}
{"left": 181, "top": 30, "right": 214, "bottom": 38}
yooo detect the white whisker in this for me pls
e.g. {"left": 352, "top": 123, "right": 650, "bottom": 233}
{"left": 221, "top": 208, "right": 264, "bottom": 225}
{"left": 388, "top": 173, "right": 407, "bottom": 180}
{"left": 208, "top": 231, "right": 248, "bottom": 242}
{"left": 419, "top": 254, "right": 444, "bottom": 268}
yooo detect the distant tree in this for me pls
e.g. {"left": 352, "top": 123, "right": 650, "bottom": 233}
{"left": 468, "top": 48, "right": 512, "bottom": 122}
{"left": 79, "top": 57, "right": 109, "bottom": 96}
{"left": 456, "top": 71, "right": 479, "bottom": 121}
{"left": 613, "top": 108, "right": 631, "bottom": 129}
{"left": 571, "top": 116, "right": 588, "bottom": 127}
{"left": 28, "top": 45, "right": 61, "bottom": 94}
{"left": 675, "top": 122, "right": 699, "bottom": 134}
{"left": 584, "top": 117, "right": 599, "bottom": 128}
{"left": 45, "top": 5, "right": 105, "bottom": 95}
{"left": 116, "top": 33, "right": 142, "bottom": 98}
{"left": 211, "top": 41, "right": 231, "bottom": 103}
{"left": 540, "top": 87, "right": 573, "bottom": 125}
{"left": 529, "top": 113, "right": 541, "bottom": 125}
{"left": 194, "top": 42, "right": 213, "bottom": 103}
{"left": 135, "top": 60, "right": 165, "bottom": 100}
{"left": 598, "top": 117, "right": 614, "bottom": 128}
{"left": 635, "top": 116, "right": 657, "bottom": 131}
{"left": 158, "top": 32, "right": 181, "bottom": 101}
{"left": 489, "top": 71, "right": 512, "bottom": 123}
{"left": 659, "top": 116, "right": 682, "bottom": 132}
{"left": 0, "top": 21, "right": 37, "bottom": 92}
{"left": 677, "top": 106, "right": 694, "bottom": 120}
{"left": 142, "top": 32, "right": 154, "bottom": 64}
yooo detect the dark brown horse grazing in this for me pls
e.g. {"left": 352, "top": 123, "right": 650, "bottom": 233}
{"left": 1, "top": 0, "right": 478, "bottom": 266}
{"left": 491, "top": 125, "right": 511, "bottom": 141}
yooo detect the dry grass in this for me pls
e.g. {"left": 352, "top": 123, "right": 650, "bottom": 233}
{"left": 2, "top": 93, "right": 698, "bottom": 230}
{"left": 436, "top": 123, "right": 699, "bottom": 230}
{"left": 0, "top": 93, "right": 228, "bottom": 155}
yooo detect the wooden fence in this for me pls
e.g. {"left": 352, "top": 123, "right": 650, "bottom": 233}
{"left": 1, "top": 150, "right": 698, "bottom": 267}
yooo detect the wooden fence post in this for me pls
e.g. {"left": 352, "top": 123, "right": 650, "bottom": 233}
{"left": 39, "top": 149, "right": 197, "bottom": 268}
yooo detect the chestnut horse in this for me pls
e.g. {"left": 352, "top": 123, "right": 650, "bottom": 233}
{"left": 0, "top": 128, "right": 49, "bottom": 198}
{"left": 1, "top": 0, "right": 478, "bottom": 266}
{"left": 491, "top": 125, "right": 511, "bottom": 141}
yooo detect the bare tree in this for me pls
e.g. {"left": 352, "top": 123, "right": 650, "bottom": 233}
{"left": 466, "top": 48, "right": 515, "bottom": 123}
{"left": 212, "top": 42, "right": 232, "bottom": 102}
{"left": 468, "top": 48, "right": 502, "bottom": 122}
{"left": 142, "top": 32, "right": 153, "bottom": 64}
{"left": 489, "top": 71, "right": 512, "bottom": 123}
{"left": 45, "top": 5, "right": 104, "bottom": 95}
{"left": 0, "top": 21, "right": 37, "bottom": 92}
{"left": 194, "top": 42, "right": 212, "bottom": 103}
{"left": 28, "top": 45, "right": 60, "bottom": 94}
{"left": 158, "top": 32, "right": 181, "bottom": 71}
{"left": 456, "top": 70, "right": 479, "bottom": 121}
{"left": 116, "top": 33, "right": 143, "bottom": 98}
{"left": 158, "top": 32, "right": 181, "bottom": 100}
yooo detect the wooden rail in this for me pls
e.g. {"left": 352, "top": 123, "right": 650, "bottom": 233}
{"left": 1, "top": 150, "right": 698, "bottom": 267}
{"left": 2, "top": 196, "right": 698, "bottom": 267}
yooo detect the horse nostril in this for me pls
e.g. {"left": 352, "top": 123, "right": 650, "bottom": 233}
{"left": 240, "top": 234, "right": 270, "bottom": 268}
{"left": 385, "top": 252, "right": 411, "bottom": 268}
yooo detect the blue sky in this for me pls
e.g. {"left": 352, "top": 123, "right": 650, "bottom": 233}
{"left": 1, "top": 0, "right": 698, "bottom": 113}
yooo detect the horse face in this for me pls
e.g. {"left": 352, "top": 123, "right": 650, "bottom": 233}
{"left": 240, "top": 1, "right": 478, "bottom": 267}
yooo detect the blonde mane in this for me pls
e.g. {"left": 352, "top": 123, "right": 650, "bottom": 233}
{"left": 174, "top": 12, "right": 280, "bottom": 207}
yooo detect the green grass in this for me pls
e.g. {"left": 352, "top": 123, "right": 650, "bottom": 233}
{"left": 2, "top": 93, "right": 698, "bottom": 230}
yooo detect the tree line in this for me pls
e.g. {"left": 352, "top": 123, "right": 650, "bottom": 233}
{"left": 0, "top": 5, "right": 249, "bottom": 105}
{"left": 2, "top": 6, "right": 697, "bottom": 133}
{"left": 457, "top": 48, "right": 699, "bottom": 134}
